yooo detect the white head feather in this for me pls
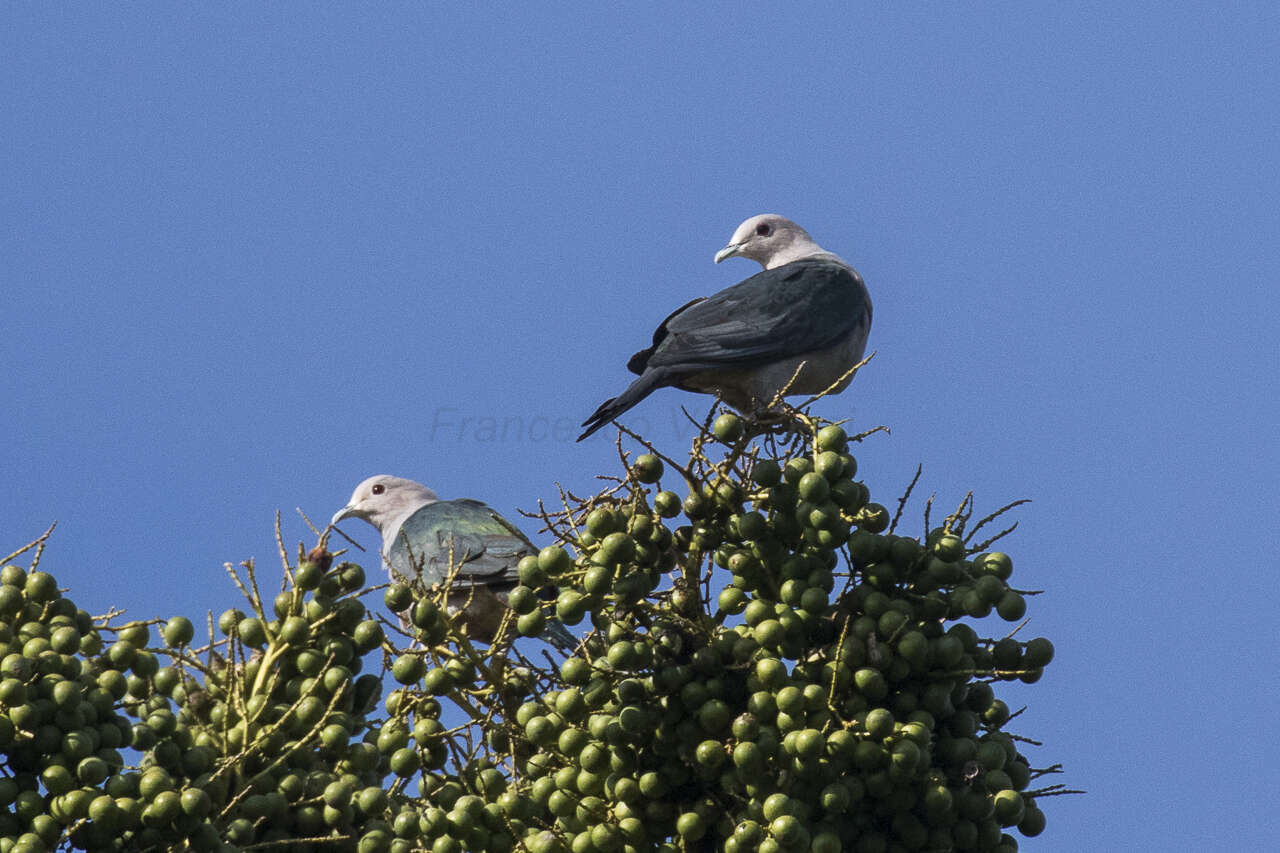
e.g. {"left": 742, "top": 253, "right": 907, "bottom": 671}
{"left": 714, "top": 214, "right": 842, "bottom": 270}
{"left": 330, "top": 474, "right": 439, "bottom": 556}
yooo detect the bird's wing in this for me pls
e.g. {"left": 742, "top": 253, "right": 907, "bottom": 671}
{"left": 388, "top": 499, "right": 531, "bottom": 589}
{"left": 627, "top": 297, "right": 706, "bottom": 374}
{"left": 635, "top": 259, "right": 870, "bottom": 373}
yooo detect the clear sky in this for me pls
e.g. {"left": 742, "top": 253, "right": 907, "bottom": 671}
{"left": 4, "top": 4, "right": 1278, "bottom": 850}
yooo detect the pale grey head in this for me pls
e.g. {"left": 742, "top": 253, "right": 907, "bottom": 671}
{"left": 713, "top": 213, "right": 839, "bottom": 270}
{"left": 330, "top": 474, "right": 439, "bottom": 555}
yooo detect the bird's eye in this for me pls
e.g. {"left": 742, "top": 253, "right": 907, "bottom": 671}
{"left": 755, "top": 223, "right": 773, "bottom": 237}
{"left": 371, "top": 484, "right": 385, "bottom": 495}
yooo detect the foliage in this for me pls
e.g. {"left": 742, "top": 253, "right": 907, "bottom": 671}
{"left": 0, "top": 406, "right": 1069, "bottom": 852}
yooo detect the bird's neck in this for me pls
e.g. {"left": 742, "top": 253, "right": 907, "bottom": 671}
{"left": 379, "top": 498, "right": 438, "bottom": 557}
{"left": 765, "top": 245, "right": 844, "bottom": 270}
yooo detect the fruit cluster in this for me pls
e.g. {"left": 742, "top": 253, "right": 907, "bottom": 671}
{"left": 0, "top": 545, "right": 423, "bottom": 852}
{"left": 486, "top": 414, "right": 1056, "bottom": 853}
{"left": 0, "top": 409, "right": 1065, "bottom": 852}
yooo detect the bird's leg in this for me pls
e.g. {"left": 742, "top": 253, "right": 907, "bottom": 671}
{"left": 744, "top": 404, "right": 806, "bottom": 438}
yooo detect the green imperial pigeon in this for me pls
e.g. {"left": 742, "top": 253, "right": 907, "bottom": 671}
{"left": 579, "top": 214, "right": 872, "bottom": 441}
{"left": 331, "top": 475, "right": 574, "bottom": 651}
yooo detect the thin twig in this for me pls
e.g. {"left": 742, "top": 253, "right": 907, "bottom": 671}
{"left": 968, "top": 521, "right": 1022, "bottom": 554}
{"left": 889, "top": 464, "right": 923, "bottom": 535}
{"left": 794, "top": 351, "right": 876, "bottom": 410}
{"left": 1, "top": 523, "right": 58, "bottom": 567}
{"left": 965, "top": 499, "right": 1033, "bottom": 544}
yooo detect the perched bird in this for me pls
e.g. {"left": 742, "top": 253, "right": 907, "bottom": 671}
{"left": 579, "top": 214, "right": 872, "bottom": 441}
{"left": 331, "top": 475, "right": 574, "bottom": 650}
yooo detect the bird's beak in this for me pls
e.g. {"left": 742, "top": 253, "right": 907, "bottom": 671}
{"left": 330, "top": 505, "right": 358, "bottom": 527}
{"left": 714, "top": 242, "right": 742, "bottom": 264}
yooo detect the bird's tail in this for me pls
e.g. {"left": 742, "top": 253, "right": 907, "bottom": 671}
{"left": 577, "top": 370, "right": 672, "bottom": 441}
{"left": 541, "top": 617, "right": 578, "bottom": 653}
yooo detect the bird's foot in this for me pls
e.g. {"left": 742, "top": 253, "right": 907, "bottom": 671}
{"left": 745, "top": 406, "right": 805, "bottom": 434}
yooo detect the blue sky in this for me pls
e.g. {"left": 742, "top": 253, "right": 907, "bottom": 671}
{"left": 4, "top": 4, "right": 1278, "bottom": 850}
